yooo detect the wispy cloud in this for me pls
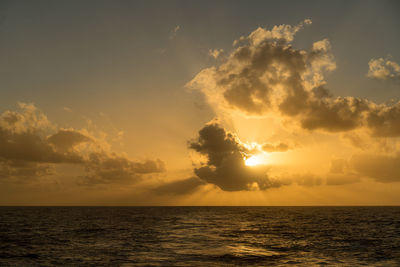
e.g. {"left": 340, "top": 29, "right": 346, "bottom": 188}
{"left": 169, "top": 25, "right": 181, "bottom": 40}
{"left": 63, "top": 107, "right": 73, "bottom": 113}
{"left": 208, "top": 49, "right": 223, "bottom": 59}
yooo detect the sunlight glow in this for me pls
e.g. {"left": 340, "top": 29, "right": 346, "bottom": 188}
{"left": 245, "top": 155, "right": 265, "bottom": 166}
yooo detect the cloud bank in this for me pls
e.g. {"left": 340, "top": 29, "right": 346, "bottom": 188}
{"left": 0, "top": 103, "right": 165, "bottom": 185}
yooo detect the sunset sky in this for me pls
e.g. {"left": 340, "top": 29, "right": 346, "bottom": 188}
{"left": 1, "top": 0, "right": 400, "bottom": 205}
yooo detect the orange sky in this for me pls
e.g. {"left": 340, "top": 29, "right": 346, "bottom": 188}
{"left": 1, "top": 1, "right": 400, "bottom": 205}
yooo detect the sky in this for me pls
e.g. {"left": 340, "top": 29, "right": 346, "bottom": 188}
{"left": 1, "top": 0, "right": 400, "bottom": 205}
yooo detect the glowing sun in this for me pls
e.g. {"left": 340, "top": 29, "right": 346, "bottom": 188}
{"left": 245, "top": 155, "right": 265, "bottom": 166}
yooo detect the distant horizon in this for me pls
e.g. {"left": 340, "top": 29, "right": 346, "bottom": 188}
{"left": 2, "top": 205, "right": 400, "bottom": 207}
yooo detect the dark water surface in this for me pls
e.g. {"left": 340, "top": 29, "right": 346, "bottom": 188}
{"left": 1, "top": 207, "right": 400, "bottom": 266}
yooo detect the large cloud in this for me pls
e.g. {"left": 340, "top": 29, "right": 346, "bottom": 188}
{"left": 188, "top": 20, "right": 400, "bottom": 137}
{"left": 188, "top": 122, "right": 282, "bottom": 191}
{"left": 0, "top": 103, "right": 165, "bottom": 184}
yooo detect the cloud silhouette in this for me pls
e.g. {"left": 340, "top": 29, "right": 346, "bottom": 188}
{"left": 188, "top": 122, "right": 282, "bottom": 191}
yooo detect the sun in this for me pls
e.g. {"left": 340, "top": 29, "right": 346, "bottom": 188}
{"left": 245, "top": 155, "right": 265, "bottom": 166}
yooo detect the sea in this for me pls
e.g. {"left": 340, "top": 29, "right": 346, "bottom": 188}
{"left": 0, "top": 206, "right": 399, "bottom": 266}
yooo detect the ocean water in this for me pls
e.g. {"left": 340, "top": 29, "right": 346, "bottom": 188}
{"left": 0, "top": 207, "right": 400, "bottom": 266}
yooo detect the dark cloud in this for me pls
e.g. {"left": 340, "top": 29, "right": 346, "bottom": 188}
{"left": 189, "top": 122, "right": 247, "bottom": 167}
{"left": 0, "top": 104, "right": 165, "bottom": 184}
{"left": 300, "top": 97, "right": 370, "bottom": 132}
{"left": 0, "top": 160, "right": 53, "bottom": 181}
{"left": 79, "top": 153, "right": 165, "bottom": 185}
{"left": 189, "top": 122, "right": 282, "bottom": 191}
{"left": 0, "top": 127, "right": 76, "bottom": 164}
{"left": 0, "top": 109, "right": 84, "bottom": 168}
{"left": 153, "top": 177, "right": 205, "bottom": 195}
{"left": 47, "top": 129, "right": 92, "bottom": 152}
